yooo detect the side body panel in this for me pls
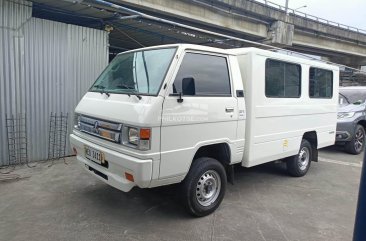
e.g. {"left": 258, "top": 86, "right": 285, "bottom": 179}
{"left": 237, "top": 52, "right": 339, "bottom": 167}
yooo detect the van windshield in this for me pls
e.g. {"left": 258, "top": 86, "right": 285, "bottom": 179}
{"left": 90, "top": 47, "right": 176, "bottom": 95}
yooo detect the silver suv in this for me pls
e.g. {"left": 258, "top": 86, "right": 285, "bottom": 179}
{"left": 336, "top": 86, "right": 366, "bottom": 154}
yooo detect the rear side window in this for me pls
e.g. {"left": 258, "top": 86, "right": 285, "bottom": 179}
{"left": 265, "top": 59, "right": 301, "bottom": 98}
{"left": 309, "top": 68, "right": 333, "bottom": 98}
{"left": 173, "top": 53, "right": 231, "bottom": 96}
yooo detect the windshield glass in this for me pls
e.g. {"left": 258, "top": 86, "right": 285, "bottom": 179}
{"left": 90, "top": 47, "right": 176, "bottom": 95}
{"left": 339, "top": 88, "right": 366, "bottom": 106}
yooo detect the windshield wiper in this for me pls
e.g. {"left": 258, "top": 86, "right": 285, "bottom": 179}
{"left": 115, "top": 84, "right": 142, "bottom": 100}
{"left": 93, "top": 84, "right": 110, "bottom": 97}
{"left": 129, "top": 90, "right": 142, "bottom": 100}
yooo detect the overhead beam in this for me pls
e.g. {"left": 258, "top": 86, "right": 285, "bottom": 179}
{"left": 109, "top": 0, "right": 269, "bottom": 38}
{"left": 113, "top": 0, "right": 366, "bottom": 66}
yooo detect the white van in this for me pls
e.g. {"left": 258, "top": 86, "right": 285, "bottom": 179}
{"left": 70, "top": 44, "right": 339, "bottom": 216}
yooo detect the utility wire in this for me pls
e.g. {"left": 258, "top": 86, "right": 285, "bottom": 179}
{"left": 110, "top": 23, "right": 145, "bottom": 48}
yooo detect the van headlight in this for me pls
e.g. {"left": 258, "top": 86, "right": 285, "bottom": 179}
{"left": 123, "top": 126, "right": 151, "bottom": 150}
{"left": 128, "top": 127, "right": 139, "bottom": 145}
{"left": 337, "top": 112, "right": 355, "bottom": 119}
{"left": 74, "top": 113, "right": 81, "bottom": 129}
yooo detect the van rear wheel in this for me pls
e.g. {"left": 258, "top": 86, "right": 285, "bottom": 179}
{"left": 286, "top": 139, "right": 312, "bottom": 177}
{"left": 181, "top": 157, "right": 227, "bottom": 217}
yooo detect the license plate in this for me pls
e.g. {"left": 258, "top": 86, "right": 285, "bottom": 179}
{"left": 84, "top": 145, "right": 104, "bottom": 165}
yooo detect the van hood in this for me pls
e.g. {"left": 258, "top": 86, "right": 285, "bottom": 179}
{"left": 75, "top": 92, "right": 163, "bottom": 126}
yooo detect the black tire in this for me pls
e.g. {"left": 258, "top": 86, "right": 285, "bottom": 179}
{"left": 345, "top": 124, "right": 365, "bottom": 155}
{"left": 286, "top": 139, "right": 312, "bottom": 177}
{"left": 181, "top": 157, "right": 227, "bottom": 217}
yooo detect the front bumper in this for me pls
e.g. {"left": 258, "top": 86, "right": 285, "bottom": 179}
{"left": 336, "top": 121, "right": 355, "bottom": 142}
{"left": 70, "top": 134, "right": 152, "bottom": 192}
{"left": 335, "top": 131, "right": 351, "bottom": 142}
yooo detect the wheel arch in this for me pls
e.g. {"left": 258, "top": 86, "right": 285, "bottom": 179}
{"left": 357, "top": 120, "right": 366, "bottom": 130}
{"left": 193, "top": 142, "right": 231, "bottom": 166}
{"left": 183, "top": 142, "right": 233, "bottom": 183}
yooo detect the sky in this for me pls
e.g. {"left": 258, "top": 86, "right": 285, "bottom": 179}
{"left": 258, "top": 0, "right": 366, "bottom": 30}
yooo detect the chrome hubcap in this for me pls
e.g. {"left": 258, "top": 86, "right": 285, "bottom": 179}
{"left": 354, "top": 129, "right": 365, "bottom": 152}
{"left": 196, "top": 170, "right": 221, "bottom": 207}
{"left": 298, "top": 147, "right": 310, "bottom": 171}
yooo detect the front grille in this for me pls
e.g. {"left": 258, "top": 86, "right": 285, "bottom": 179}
{"left": 79, "top": 115, "right": 122, "bottom": 143}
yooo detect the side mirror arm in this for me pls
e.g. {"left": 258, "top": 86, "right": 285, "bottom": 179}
{"left": 177, "top": 92, "right": 183, "bottom": 103}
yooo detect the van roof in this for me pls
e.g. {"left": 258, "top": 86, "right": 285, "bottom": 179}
{"left": 118, "top": 44, "right": 339, "bottom": 70}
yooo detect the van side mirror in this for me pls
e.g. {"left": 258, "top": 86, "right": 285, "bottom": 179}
{"left": 182, "top": 77, "right": 195, "bottom": 96}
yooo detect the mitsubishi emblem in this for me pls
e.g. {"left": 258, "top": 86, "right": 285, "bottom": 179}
{"left": 94, "top": 121, "right": 100, "bottom": 134}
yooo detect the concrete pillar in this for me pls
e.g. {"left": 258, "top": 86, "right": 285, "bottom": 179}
{"left": 267, "top": 21, "right": 294, "bottom": 46}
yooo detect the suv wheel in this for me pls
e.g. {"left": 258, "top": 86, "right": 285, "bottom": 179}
{"left": 286, "top": 139, "right": 312, "bottom": 177}
{"left": 346, "top": 124, "right": 365, "bottom": 155}
{"left": 181, "top": 157, "right": 227, "bottom": 217}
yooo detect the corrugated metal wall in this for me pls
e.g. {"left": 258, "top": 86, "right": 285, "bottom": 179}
{"left": 0, "top": 0, "right": 109, "bottom": 165}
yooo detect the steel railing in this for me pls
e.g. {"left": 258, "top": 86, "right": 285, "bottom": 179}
{"left": 254, "top": 0, "right": 366, "bottom": 34}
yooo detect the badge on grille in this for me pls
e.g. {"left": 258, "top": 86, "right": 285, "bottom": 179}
{"left": 93, "top": 121, "right": 100, "bottom": 134}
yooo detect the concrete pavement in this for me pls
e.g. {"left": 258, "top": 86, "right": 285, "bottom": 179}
{"left": 0, "top": 148, "right": 362, "bottom": 241}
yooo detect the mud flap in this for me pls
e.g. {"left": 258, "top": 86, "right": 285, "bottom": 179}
{"left": 312, "top": 146, "right": 318, "bottom": 162}
{"left": 227, "top": 165, "right": 235, "bottom": 185}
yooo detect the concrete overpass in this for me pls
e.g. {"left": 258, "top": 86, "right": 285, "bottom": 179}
{"left": 30, "top": 0, "right": 366, "bottom": 67}
{"left": 109, "top": 0, "right": 366, "bottom": 67}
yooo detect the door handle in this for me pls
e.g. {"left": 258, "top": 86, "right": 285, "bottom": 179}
{"left": 225, "top": 107, "right": 234, "bottom": 113}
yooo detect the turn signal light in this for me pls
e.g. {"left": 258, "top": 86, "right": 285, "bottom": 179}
{"left": 125, "top": 172, "right": 134, "bottom": 182}
{"left": 140, "top": 128, "right": 151, "bottom": 140}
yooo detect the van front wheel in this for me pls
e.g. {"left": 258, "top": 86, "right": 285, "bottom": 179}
{"left": 286, "top": 139, "right": 312, "bottom": 177}
{"left": 181, "top": 157, "right": 227, "bottom": 217}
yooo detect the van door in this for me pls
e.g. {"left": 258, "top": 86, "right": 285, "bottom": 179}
{"left": 160, "top": 52, "right": 238, "bottom": 179}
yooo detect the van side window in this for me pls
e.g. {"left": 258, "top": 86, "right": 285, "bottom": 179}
{"left": 309, "top": 68, "right": 333, "bottom": 98}
{"left": 173, "top": 53, "right": 231, "bottom": 96}
{"left": 265, "top": 59, "right": 301, "bottom": 98}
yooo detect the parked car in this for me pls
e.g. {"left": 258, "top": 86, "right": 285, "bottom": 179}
{"left": 336, "top": 86, "right": 366, "bottom": 154}
{"left": 70, "top": 44, "right": 339, "bottom": 216}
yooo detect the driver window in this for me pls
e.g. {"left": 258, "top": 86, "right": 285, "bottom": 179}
{"left": 173, "top": 53, "right": 231, "bottom": 96}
